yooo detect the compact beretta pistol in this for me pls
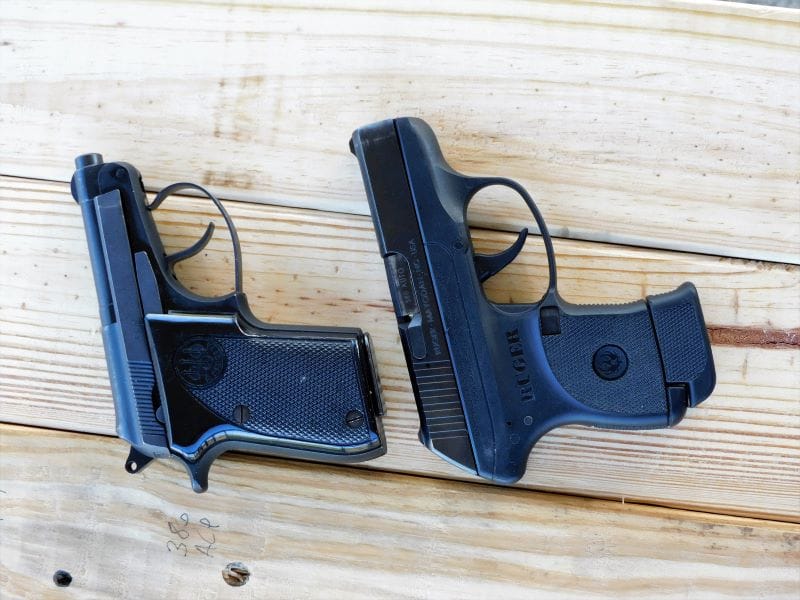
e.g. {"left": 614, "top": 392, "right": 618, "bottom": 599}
{"left": 350, "top": 117, "right": 715, "bottom": 483}
{"left": 72, "top": 154, "right": 385, "bottom": 491}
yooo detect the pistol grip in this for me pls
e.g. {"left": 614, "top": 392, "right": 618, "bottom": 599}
{"left": 145, "top": 314, "right": 385, "bottom": 491}
{"left": 542, "top": 283, "right": 715, "bottom": 428}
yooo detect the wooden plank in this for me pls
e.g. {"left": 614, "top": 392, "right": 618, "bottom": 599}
{"left": 1, "top": 176, "right": 798, "bottom": 520}
{"left": 1, "top": 1, "right": 798, "bottom": 262}
{"left": 0, "top": 424, "right": 798, "bottom": 600}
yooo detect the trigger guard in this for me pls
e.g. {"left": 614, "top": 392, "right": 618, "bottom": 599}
{"left": 459, "top": 175, "right": 558, "bottom": 298}
{"left": 148, "top": 181, "right": 244, "bottom": 295}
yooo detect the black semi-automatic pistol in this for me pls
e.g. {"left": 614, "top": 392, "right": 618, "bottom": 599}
{"left": 350, "top": 117, "right": 715, "bottom": 484}
{"left": 72, "top": 154, "right": 385, "bottom": 492}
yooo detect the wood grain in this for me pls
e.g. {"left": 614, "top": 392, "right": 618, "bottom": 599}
{"left": 0, "top": 424, "right": 798, "bottom": 600}
{"left": 1, "top": 176, "right": 798, "bottom": 520}
{"left": 1, "top": 1, "right": 798, "bottom": 261}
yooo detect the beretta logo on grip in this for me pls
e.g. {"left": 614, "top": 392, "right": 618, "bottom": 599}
{"left": 174, "top": 337, "right": 227, "bottom": 389}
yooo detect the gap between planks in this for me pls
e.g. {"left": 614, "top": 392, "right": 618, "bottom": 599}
{"left": 1, "top": 0, "right": 798, "bottom": 262}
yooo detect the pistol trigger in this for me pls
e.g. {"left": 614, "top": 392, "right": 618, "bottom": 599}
{"left": 473, "top": 227, "right": 528, "bottom": 283}
{"left": 165, "top": 221, "right": 215, "bottom": 268}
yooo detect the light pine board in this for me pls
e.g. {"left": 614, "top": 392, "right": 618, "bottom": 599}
{"left": 1, "top": 0, "right": 799, "bottom": 261}
{"left": 1, "top": 176, "right": 797, "bottom": 520}
{"left": 0, "top": 424, "right": 798, "bottom": 600}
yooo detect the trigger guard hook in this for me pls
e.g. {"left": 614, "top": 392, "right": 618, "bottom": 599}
{"left": 462, "top": 176, "right": 558, "bottom": 297}
{"left": 148, "top": 182, "right": 244, "bottom": 295}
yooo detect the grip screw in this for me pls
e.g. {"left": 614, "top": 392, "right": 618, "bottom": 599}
{"left": 113, "top": 167, "right": 127, "bottom": 179}
{"left": 346, "top": 410, "right": 365, "bottom": 428}
{"left": 233, "top": 405, "right": 250, "bottom": 426}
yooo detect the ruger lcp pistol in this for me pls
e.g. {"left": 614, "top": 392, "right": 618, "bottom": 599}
{"left": 350, "top": 117, "right": 715, "bottom": 483}
{"left": 72, "top": 154, "right": 385, "bottom": 491}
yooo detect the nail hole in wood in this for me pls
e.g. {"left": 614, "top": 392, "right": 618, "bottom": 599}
{"left": 53, "top": 570, "right": 72, "bottom": 587}
{"left": 222, "top": 562, "right": 250, "bottom": 587}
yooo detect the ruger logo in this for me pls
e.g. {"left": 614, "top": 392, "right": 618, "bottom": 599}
{"left": 506, "top": 329, "right": 534, "bottom": 402}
